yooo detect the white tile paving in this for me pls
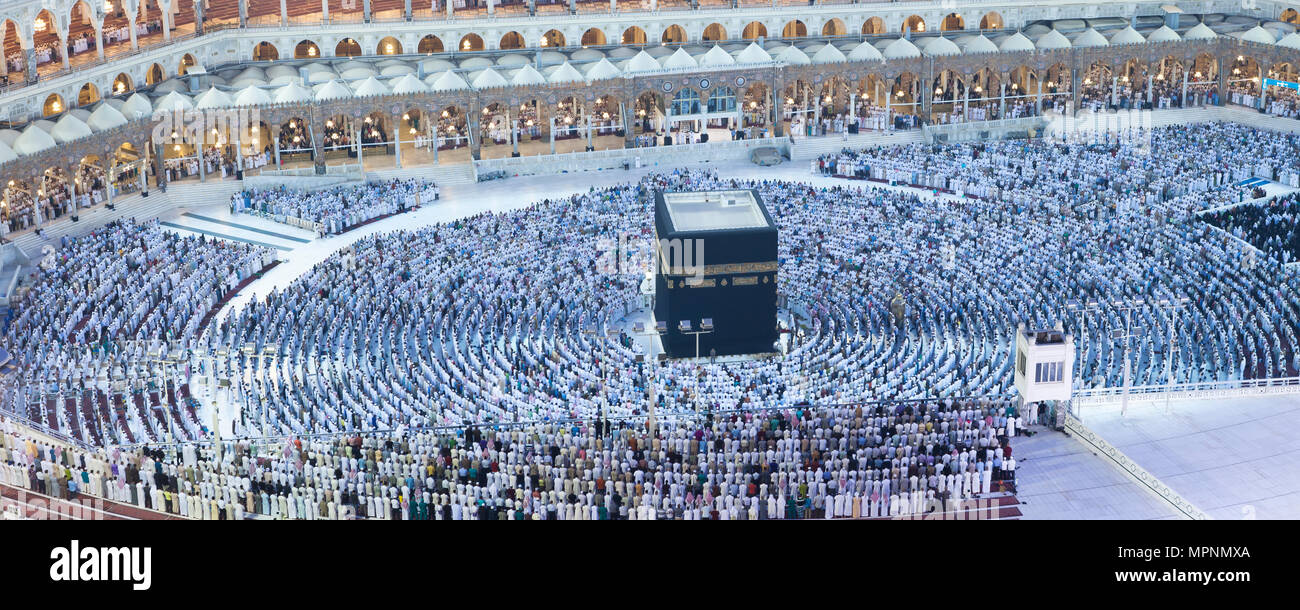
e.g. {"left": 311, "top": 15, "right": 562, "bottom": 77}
{"left": 1080, "top": 396, "right": 1300, "bottom": 520}
{"left": 1013, "top": 426, "right": 1183, "bottom": 520}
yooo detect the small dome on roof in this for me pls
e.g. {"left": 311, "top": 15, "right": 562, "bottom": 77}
{"left": 274, "top": 81, "right": 314, "bottom": 103}
{"left": 391, "top": 73, "right": 430, "bottom": 94}
{"left": 660, "top": 47, "right": 699, "bottom": 69}
{"left": 548, "top": 62, "right": 585, "bottom": 84}
{"left": 735, "top": 42, "right": 773, "bottom": 64}
{"left": 86, "top": 103, "right": 128, "bottom": 131}
{"left": 13, "top": 124, "right": 57, "bottom": 155}
{"left": 999, "top": 32, "right": 1035, "bottom": 52}
{"left": 585, "top": 58, "right": 621, "bottom": 81}
{"left": 1072, "top": 28, "right": 1110, "bottom": 47}
{"left": 1146, "top": 25, "right": 1182, "bottom": 42}
{"left": 234, "top": 84, "right": 274, "bottom": 106}
{"left": 351, "top": 76, "right": 391, "bottom": 97}
{"left": 847, "top": 41, "right": 884, "bottom": 61}
{"left": 960, "top": 35, "right": 999, "bottom": 54}
{"left": 471, "top": 68, "right": 508, "bottom": 89}
{"left": 428, "top": 70, "right": 470, "bottom": 91}
{"left": 811, "top": 44, "right": 848, "bottom": 63}
{"left": 1109, "top": 26, "right": 1146, "bottom": 45}
{"left": 1183, "top": 23, "right": 1217, "bottom": 40}
{"left": 882, "top": 38, "right": 921, "bottom": 59}
{"left": 624, "top": 51, "right": 662, "bottom": 73}
{"left": 1237, "top": 25, "right": 1276, "bottom": 44}
{"left": 314, "top": 79, "right": 353, "bottom": 100}
{"left": 699, "top": 45, "right": 736, "bottom": 67}
{"left": 510, "top": 65, "right": 546, "bottom": 86}
{"left": 1036, "top": 30, "right": 1072, "bottom": 49}
{"left": 922, "top": 37, "right": 961, "bottom": 56}
{"left": 51, "top": 114, "right": 94, "bottom": 143}
{"left": 194, "top": 86, "right": 233, "bottom": 109}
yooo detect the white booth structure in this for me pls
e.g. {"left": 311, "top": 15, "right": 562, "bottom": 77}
{"left": 1013, "top": 322, "right": 1075, "bottom": 405}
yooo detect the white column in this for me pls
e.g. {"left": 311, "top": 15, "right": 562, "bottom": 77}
{"left": 95, "top": 25, "right": 105, "bottom": 59}
{"left": 281, "top": 0, "right": 288, "bottom": 26}
{"left": 394, "top": 121, "right": 402, "bottom": 168}
{"left": 161, "top": 9, "right": 171, "bottom": 42}
{"left": 488, "top": 0, "right": 495, "bottom": 15}
{"left": 550, "top": 117, "right": 556, "bottom": 154}
{"left": 128, "top": 16, "right": 138, "bottom": 50}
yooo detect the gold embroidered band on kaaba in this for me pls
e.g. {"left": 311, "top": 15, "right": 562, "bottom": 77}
{"left": 659, "top": 261, "right": 779, "bottom": 278}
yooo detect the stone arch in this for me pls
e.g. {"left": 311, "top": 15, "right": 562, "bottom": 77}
{"left": 378, "top": 36, "right": 402, "bottom": 55}
{"left": 68, "top": 1, "right": 97, "bottom": 57}
{"left": 1281, "top": 8, "right": 1299, "bottom": 25}
{"left": 43, "top": 93, "right": 65, "bottom": 117}
{"left": 1229, "top": 54, "right": 1262, "bottom": 95}
{"left": 253, "top": 41, "right": 279, "bottom": 61}
{"left": 941, "top": 13, "right": 965, "bottom": 32}
{"left": 581, "top": 27, "right": 606, "bottom": 47}
{"left": 903, "top": 15, "right": 926, "bottom": 34}
{"left": 540, "top": 29, "right": 566, "bottom": 48}
{"left": 33, "top": 9, "right": 59, "bottom": 64}
{"left": 862, "top": 17, "right": 885, "bottom": 36}
{"left": 500, "top": 31, "right": 525, "bottom": 50}
{"left": 145, "top": 62, "right": 164, "bottom": 85}
{"left": 1191, "top": 53, "right": 1218, "bottom": 82}
{"left": 112, "top": 72, "right": 133, "bottom": 95}
{"left": 335, "top": 37, "right": 362, "bottom": 57}
{"left": 179, "top": 53, "right": 196, "bottom": 76}
{"left": 742, "top": 21, "right": 767, "bottom": 40}
{"left": 459, "top": 33, "right": 484, "bottom": 51}
{"left": 294, "top": 39, "right": 321, "bottom": 59}
{"left": 702, "top": 23, "right": 727, "bottom": 42}
{"left": 822, "top": 19, "right": 846, "bottom": 37}
{"left": 418, "top": 35, "right": 444, "bottom": 54}
{"left": 77, "top": 81, "right": 99, "bottom": 106}
{"left": 782, "top": 20, "right": 807, "bottom": 39}
{"left": 622, "top": 26, "right": 647, "bottom": 45}
{"left": 980, "top": 12, "right": 1004, "bottom": 30}
{"left": 661, "top": 24, "right": 686, "bottom": 45}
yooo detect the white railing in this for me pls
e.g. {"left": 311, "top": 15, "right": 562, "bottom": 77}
{"left": 473, "top": 136, "right": 788, "bottom": 177}
{"left": 1074, "top": 376, "right": 1300, "bottom": 406}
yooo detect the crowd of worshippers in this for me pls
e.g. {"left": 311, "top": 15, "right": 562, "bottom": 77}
{"left": 1264, "top": 86, "right": 1300, "bottom": 120}
{"left": 1201, "top": 192, "right": 1300, "bottom": 264}
{"left": 0, "top": 218, "right": 276, "bottom": 404}
{"left": 162, "top": 148, "right": 239, "bottom": 182}
{"left": 0, "top": 395, "right": 1029, "bottom": 520}
{"left": 10, "top": 123, "right": 1300, "bottom": 450}
{"left": 186, "top": 125, "right": 1298, "bottom": 444}
{"left": 0, "top": 176, "right": 80, "bottom": 236}
{"left": 230, "top": 179, "right": 439, "bottom": 236}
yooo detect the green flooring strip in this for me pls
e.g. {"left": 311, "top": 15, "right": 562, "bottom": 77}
{"left": 159, "top": 222, "right": 294, "bottom": 251}
{"left": 182, "top": 212, "right": 313, "bottom": 243}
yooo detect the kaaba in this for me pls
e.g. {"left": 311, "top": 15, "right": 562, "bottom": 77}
{"left": 653, "top": 189, "right": 778, "bottom": 358}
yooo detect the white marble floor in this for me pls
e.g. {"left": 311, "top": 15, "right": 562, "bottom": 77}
{"left": 1079, "top": 396, "right": 1300, "bottom": 520}
{"left": 1013, "top": 426, "right": 1185, "bottom": 520}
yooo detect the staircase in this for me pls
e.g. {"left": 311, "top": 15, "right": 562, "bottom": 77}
{"left": 5, "top": 179, "right": 248, "bottom": 257}
{"left": 367, "top": 162, "right": 477, "bottom": 185}
{"left": 790, "top": 131, "right": 926, "bottom": 160}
